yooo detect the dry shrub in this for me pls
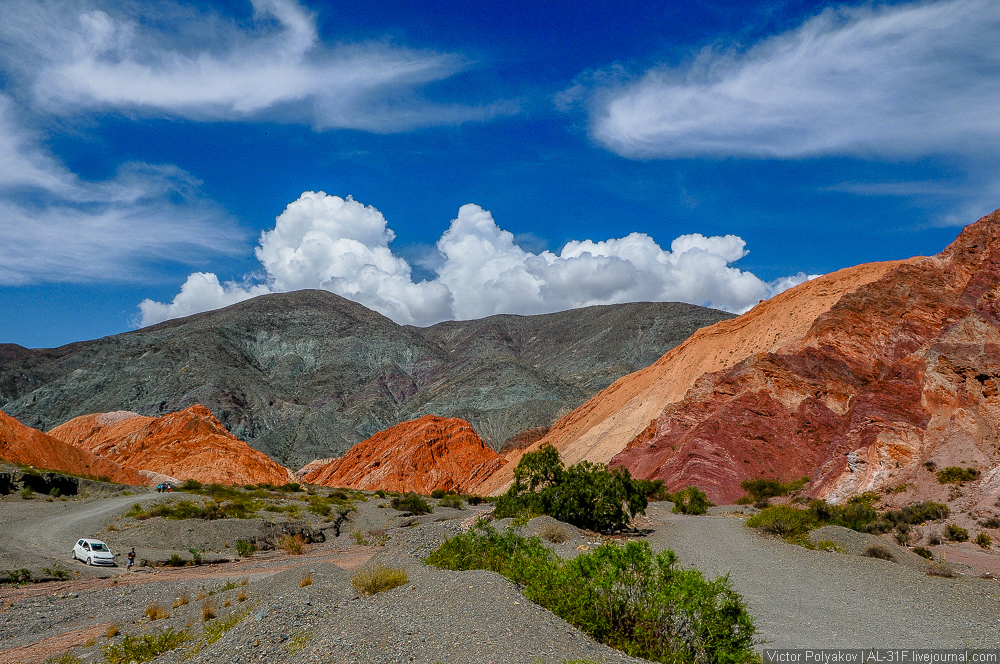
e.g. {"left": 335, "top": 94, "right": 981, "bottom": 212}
{"left": 299, "top": 572, "right": 313, "bottom": 588}
{"left": 172, "top": 590, "right": 190, "bottom": 608}
{"left": 351, "top": 564, "right": 408, "bottom": 595}
{"left": 83, "top": 637, "right": 96, "bottom": 647}
{"left": 223, "top": 598, "right": 231, "bottom": 607}
{"left": 279, "top": 533, "right": 307, "bottom": 555}
{"left": 105, "top": 624, "right": 119, "bottom": 639}
{"left": 105, "top": 524, "right": 118, "bottom": 532}
{"left": 239, "top": 577, "right": 248, "bottom": 586}
{"left": 926, "top": 561, "right": 957, "bottom": 578}
{"left": 196, "top": 590, "right": 208, "bottom": 600}
{"left": 144, "top": 603, "right": 169, "bottom": 621}
{"left": 202, "top": 599, "right": 216, "bottom": 621}
{"left": 539, "top": 524, "right": 570, "bottom": 544}
{"left": 237, "top": 590, "right": 247, "bottom": 603}
{"left": 863, "top": 545, "right": 895, "bottom": 562}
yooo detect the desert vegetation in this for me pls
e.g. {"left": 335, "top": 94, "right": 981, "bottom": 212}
{"left": 935, "top": 466, "right": 980, "bottom": 484}
{"left": 493, "top": 444, "right": 652, "bottom": 533}
{"left": 746, "top": 495, "right": 949, "bottom": 544}
{"left": 389, "top": 493, "right": 433, "bottom": 515}
{"left": 735, "top": 477, "right": 810, "bottom": 506}
{"left": 351, "top": 564, "right": 409, "bottom": 595}
{"left": 427, "top": 523, "right": 756, "bottom": 664}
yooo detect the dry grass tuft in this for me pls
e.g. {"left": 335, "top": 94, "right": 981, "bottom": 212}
{"left": 539, "top": 524, "right": 570, "bottom": 544}
{"left": 279, "top": 533, "right": 307, "bottom": 555}
{"left": 172, "top": 591, "right": 190, "bottom": 608}
{"left": 201, "top": 599, "right": 216, "bottom": 622}
{"left": 299, "top": 572, "right": 313, "bottom": 588}
{"left": 83, "top": 637, "right": 96, "bottom": 647}
{"left": 237, "top": 590, "right": 248, "bottom": 603}
{"left": 196, "top": 590, "right": 208, "bottom": 600}
{"left": 105, "top": 624, "right": 119, "bottom": 639}
{"left": 926, "top": 561, "right": 958, "bottom": 578}
{"left": 223, "top": 598, "right": 231, "bottom": 607}
{"left": 351, "top": 564, "right": 408, "bottom": 595}
{"left": 144, "top": 603, "right": 169, "bottom": 621}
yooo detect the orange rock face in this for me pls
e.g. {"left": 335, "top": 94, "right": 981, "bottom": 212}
{"left": 474, "top": 257, "right": 908, "bottom": 495}
{"left": 609, "top": 209, "right": 1000, "bottom": 505}
{"left": 303, "top": 415, "right": 504, "bottom": 494}
{"left": 49, "top": 405, "right": 293, "bottom": 486}
{"left": 0, "top": 410, "right": 140, "bottom": 485}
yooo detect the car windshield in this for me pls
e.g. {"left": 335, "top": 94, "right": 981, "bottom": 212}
{"left": 91, "top": 543, "right": 109, "bottom": 551}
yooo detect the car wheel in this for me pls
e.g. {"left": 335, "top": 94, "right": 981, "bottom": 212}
{"left": 86, "top": 556, "right": 93, "bottom": 566}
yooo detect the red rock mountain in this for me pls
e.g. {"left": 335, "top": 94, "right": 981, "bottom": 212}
{"left": 0, "top": 410, "right": 141, "bottom": 485}
{"left": 303, "top": 415, "right": 503, "bottom": 494}
{"left": 474, "top": 209, "right": 1000, "bottom": 510}
{"left": 49, "top": 405, "right": 293, "bottom": 486}
{"left": 608, "top": 209, "right": 1000, "bottom": 505}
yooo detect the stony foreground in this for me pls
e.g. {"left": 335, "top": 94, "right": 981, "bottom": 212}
{"left": 2, "top": 492, "right": 1000, "bottom": 663}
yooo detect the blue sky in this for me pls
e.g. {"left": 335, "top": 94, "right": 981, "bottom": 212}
{"left": 1, "top": 0, "right": 996, "bottom": 348}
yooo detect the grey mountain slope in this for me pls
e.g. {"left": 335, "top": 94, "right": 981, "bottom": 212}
{"left": 0, "top": 290, "right": 733, "bottom": 467}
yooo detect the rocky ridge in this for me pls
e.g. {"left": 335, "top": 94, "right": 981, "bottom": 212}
{"left": 303, "top": 414, "right": 503, "bottom": 494}
{"left": 473, "top": 257, "right": 906, "bottom": 495}
{"left": 0, "top": 410, "right": 140, "bottom": 486}
{"left": 48, "top": 405, "right": 294, "bottom": 486}
{"left": 608, "top": 209, "right": 1000, "bottom": 507}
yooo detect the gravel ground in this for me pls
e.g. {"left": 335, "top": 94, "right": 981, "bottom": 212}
{"left": 640, "top": 504, "right": 1000, "bottom": 648}
{"left": 4, "top": 495, "right": 1000, "bottom": 663}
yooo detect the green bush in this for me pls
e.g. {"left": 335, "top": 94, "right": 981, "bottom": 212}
{"left": 390, "top": 493, "right": 433, "bottom": 515}
{"left": 980, "top": 516, "right": 1000, "bottom": 528}
{"left": 427, "top": 524, "right": 756, "bottom": 664}
{"left": 747, "top": 499, "right": 949, "bottom": 543}
{"left": 975, "top": 532, "right": 992, "bottom": 549}
{"left": 167, "top": 553, "right": 186, "bottom": 567}
{"left": 746, "top": 505, "right": 817, "bottom": 540}
{"left": 671, "top": 486, "right": 714, "bottom": 515}
{"left": 945, "top": 524, "right": 969, "bottom": 542}
{"left": 430, "top": 489, "right": 447, "bottom": 499}
{"left": 438, "top": 494, "right": 464, "bottom": 509}
{"left": 912, "top": 546, "right": 933, "bottom": 560}
{"left": 493, "top": 444, "right": 650, "bottom": 533}
{"left": 102, "top": 627, "right": 189, "bottom": 664}
{"left": 739, "top": 477, "right": 809, "bottom": 503}
{"left": 0, "top": 568, "right": 33, "bottom": 584}
{"left": 178, "top": 479, "right": 203, "bottom": 491}
{"left": 936, "top": 467, "right": 980, "bottom": 484}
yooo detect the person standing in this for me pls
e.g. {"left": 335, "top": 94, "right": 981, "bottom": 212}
{"left": 126, "top": 547, "right": 136, "bottom": 571}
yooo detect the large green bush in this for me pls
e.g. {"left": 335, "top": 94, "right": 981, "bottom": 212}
{"left": 493, "top": 444, "right": 650, "bottom": 533}
{"left": 427, "top": 524, "right": 756, "bottom": 664}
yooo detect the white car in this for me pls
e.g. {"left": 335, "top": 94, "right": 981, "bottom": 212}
{"left": 72, "top": 538, "right": 116, "bottom": 566}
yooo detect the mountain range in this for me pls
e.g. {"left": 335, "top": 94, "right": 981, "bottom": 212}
{"left": 0, "top": 292, "right": 732, "bottom": 468}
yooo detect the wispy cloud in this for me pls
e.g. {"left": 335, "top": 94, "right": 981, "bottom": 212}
{"left": 0, "top": 94, "right": 245, "bottom": 285}
{"left": 140, "top": 191, "right": 815, "bottom": 327}
{"left": 576, "top": 0, "right": 1000, "bottom": 158}
{"left": 0, "top": 0, "right": 515, "bottom": 131}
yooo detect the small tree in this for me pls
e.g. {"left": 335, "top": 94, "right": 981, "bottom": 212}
{"left": 495, "top": 444, "right": 650, "bottom": 533}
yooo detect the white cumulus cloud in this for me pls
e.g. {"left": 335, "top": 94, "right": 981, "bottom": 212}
{"left": 580, "top": 0, "right": 1000, "bottom": 158}
{"left": 0, "top": 0, "right": 513, "bottom": 131}
{"left": 139, "top": 191, "right": 815, "bottom": 327}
